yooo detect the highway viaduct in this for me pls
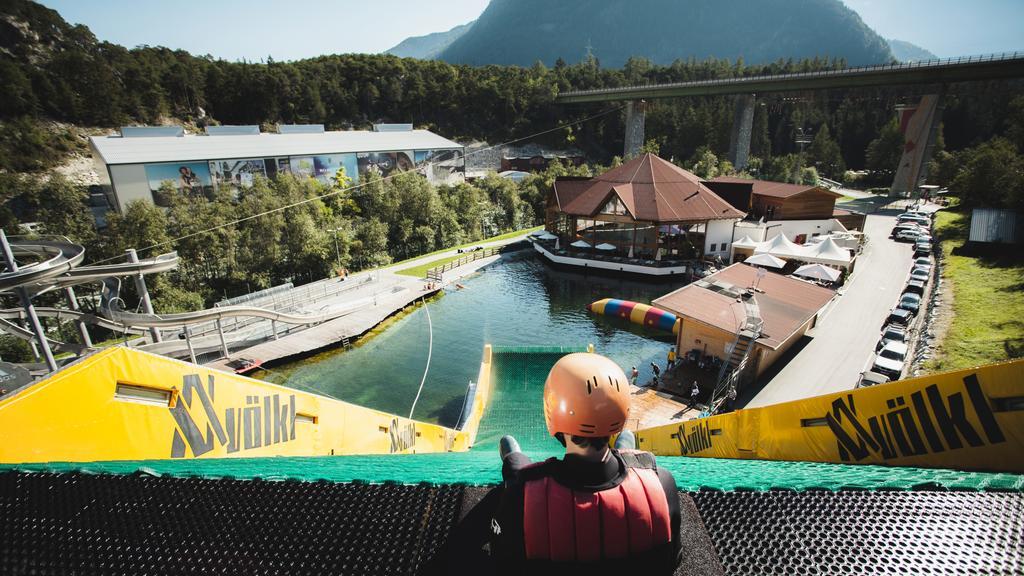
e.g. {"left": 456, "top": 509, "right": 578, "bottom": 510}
{"left": 556, "top": 53, "right": 1024, "bottom": 193}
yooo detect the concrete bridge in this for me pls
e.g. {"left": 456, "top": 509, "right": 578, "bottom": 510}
{"left": 557, "top": 53, "right": 1024, "bottom": 193}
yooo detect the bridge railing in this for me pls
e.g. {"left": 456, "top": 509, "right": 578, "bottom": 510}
{"left": 558, "top": 51, "right": 1023, "bottom": 98}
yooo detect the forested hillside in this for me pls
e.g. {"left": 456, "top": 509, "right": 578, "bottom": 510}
{"left": 438, "top": 0, "right": 894, "bottom": 68}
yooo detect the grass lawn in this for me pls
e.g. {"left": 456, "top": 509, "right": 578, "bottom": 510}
{"left": 926, "top": 210, "right": 1024, "bottom": 372}
{"left": 391, "top": 225, "right": 541, "bottom": 277}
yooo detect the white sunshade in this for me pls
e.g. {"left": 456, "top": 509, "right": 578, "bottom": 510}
{"left": 595, "top": 243, "right": 617, "bottom": 251}
{"left": 744, "top": 253, "right": 787, "bottom": 269}
{"left": 536, "top": 231, "right": 558, "bottom": 241}
{"left": 570, "top": 240, "right": 592, "bottom": 249}
{"left": 793, "top": 263, "right": 841, "bottom": 282}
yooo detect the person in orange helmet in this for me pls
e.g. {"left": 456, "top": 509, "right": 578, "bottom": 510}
{"left": 490, "top": 352, "right": 681, "bottom": 574}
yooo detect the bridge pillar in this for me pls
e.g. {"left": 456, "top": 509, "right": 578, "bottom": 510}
{"left": 727, "top": 94, "right": 756, "bottom": 171}
{"left": 126, "top": 248, "right": 161, "bottom": 343}
{"left": 1, "top": 229, "right": 57, "bottom": 372}
{"left": 891, "top": 93, "right": 944, "bottom": 196}
{"left": 624, "top": 100, "right": 647, "bottom": 158}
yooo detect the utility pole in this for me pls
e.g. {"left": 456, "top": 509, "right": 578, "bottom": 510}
{"left": 1, "top": 229, "right": 57, "bottom": 372}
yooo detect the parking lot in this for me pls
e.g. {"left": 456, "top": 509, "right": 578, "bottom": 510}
{"left": 743, "top": 209, "right": 921, "bottom": 408}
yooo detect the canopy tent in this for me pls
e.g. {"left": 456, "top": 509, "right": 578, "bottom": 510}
{"left": 535, "top": 231, "right": 558, "bottom": 241}
{"left": 732, "top": 235, "right": 761, "bottom": 250}
{"left": 570, "top": 240, "right": 592, "bottom": 249}
{"left": 793, "top": 263, "right": 841, "bottom": 282}
{"left": 595, "top": 243, "right": 617, "bottom": 251}
{"left": 754, "top": 234, "right": 804, "bottom": 257}
{"left": 744, "top": 253, "right": 787, "bottom": 269}
{"left": 801, "top": 237, "right": 852, "bottom": 268}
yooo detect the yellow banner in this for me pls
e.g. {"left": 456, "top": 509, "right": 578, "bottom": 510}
{"left": 636, "top": 359, "right": 1024, "bottom": 473}
{"left": 0, "top": 347, "right": 473, "bottom": 464}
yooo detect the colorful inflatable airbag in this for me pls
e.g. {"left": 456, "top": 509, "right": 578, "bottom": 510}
{"left": 587, "top": 298, "right": 680, "bottom": 335}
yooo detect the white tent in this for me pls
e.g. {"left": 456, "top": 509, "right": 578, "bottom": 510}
{"left": 732, "top": 235, "right": 761, "bottom": 250}
{"left": 595, "top": 243, "right": 617, "bottom": 251}
{"left": 744, "top": 253, "right": 787, "bottom": 269}
{"left": 803, "top": 237, "right": 852, "bottom": 268}
{"left": 754, "top": 234, "right": 804, "bottom": 257}
{"left": 793, "top": 263, "right": 841, "bottom": 282}
{"left": 570, "top": 240, "right": 592, "bottom": 249}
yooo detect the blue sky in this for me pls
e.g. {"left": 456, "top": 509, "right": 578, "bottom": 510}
{"left": 40, "top": 0, "right": 1024, "bottom": 62}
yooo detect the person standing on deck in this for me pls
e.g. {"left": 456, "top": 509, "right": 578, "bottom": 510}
{"left": 630, "top": 366, "right": 639, "bottom": 386}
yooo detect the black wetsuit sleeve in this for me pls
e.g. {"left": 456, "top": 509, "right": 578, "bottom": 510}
{"left": 658, "top": 466, "right": 684, "bottom": 572}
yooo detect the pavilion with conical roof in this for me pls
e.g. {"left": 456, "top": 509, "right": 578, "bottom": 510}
{"left": 540, "top": 154, "right": 745, "bottom": 272}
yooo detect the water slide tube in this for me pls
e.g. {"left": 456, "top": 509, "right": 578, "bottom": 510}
{"left": 587, "top": 298, "right": 680, "bottom": 335}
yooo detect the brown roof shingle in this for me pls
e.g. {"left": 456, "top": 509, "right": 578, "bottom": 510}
{"left": 709, "top": 176, "right": 842, "bottom": 200}
{"left": 653, "top": 263, "right": 836, "bottom": 349}
{"left": 553, "top": 154, "right": 745, "bottom": 222}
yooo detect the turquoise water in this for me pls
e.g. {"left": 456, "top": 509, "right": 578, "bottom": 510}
{"left": 258, "top": 253, "right": 683, "bottom": 428}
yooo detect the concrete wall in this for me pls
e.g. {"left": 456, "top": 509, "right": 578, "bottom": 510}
{"left": 705, "top": 218, "right": 739, "bottom": 257}
{"left": 109, "top": 164, "right": 152, "bottom": 212}
{"left": 753, "top": 315, "right": 816, "bottom": 377}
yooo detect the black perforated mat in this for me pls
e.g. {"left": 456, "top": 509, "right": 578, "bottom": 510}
{"left": 1, "top": 472, "right": 1022, "bottom": 575}
{"left": 692, "top": 489, "right": 1024, "bottom": 575}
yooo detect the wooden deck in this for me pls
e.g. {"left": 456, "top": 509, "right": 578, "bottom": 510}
{"left": 208, "top": 285, "right": 438, "bottom": 372}
{"left": 626, "top": 384, "right": 698, "bottom": 431}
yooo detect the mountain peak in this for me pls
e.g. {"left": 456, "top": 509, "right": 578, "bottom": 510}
{"left": 435, "top": 0, "right": 893, "bottom": 67}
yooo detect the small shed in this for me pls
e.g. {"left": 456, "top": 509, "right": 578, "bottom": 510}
{"left": 969, "top": 208, "right": 1020, "bottom": 244}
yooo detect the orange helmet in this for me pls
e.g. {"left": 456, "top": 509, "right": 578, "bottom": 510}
{"left": 543, "top": 353, "right": 631, "bottom": 438}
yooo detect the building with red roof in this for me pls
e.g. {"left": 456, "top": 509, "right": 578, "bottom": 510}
{"left": 537, "top": 154, "right": 745, "bottom": 276}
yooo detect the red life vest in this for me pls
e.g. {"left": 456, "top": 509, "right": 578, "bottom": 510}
{"left": 521, "top": 454, "right": 672, "bottom": 562}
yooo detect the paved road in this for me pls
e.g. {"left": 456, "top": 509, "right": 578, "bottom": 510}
{"left": 743, "top": 211, "right": 915, "bottom": 407}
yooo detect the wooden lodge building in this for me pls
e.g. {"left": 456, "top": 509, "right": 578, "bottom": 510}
{"left": 535, "top": 154, "right": 745, "bottom": 276}
{"left": 706, "top": 176, "right": 866, "bottom": 233}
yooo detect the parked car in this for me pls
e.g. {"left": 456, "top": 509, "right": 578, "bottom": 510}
{"left": 858, "top": 371, "right": 892, "bottom": 388}
{"left": 897, "top": 214, "right": 931, "bottom": 227}
{"left": 886, "top": 308, "right": 913, "bottom": 326}
{"left": 891, "top": 223, "right": 926, "bottom": 237}
{"left": 876, "top": 324, "right": 908, "bottom": 351}
{"left": 905, "top": 279, "right": 927, "bottom": 296}
{"left": 909, "top": 268, "right": 930, "bottom": 282}
{"left": 872, "top": 341, "right": 909, "bottom": 380}
{"left": 914, "top": 256, "right": 932, "bottom": 267}
{"left": 895, "top": 229, "right": 925, "bottom": 243}
{"left": 899, "top": 292, "right": 922, "bottom": 314}
{"left": 914, "top": 242, "right": 933, "bottom": 257}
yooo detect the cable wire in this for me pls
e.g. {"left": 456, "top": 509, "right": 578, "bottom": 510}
{"left": 407, "top": 296, "right": 433, "bottom": 420}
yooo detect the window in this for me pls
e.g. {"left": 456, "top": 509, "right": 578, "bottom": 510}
{"left": 766, "top": 205, "right": 776, "bottom": 218}
{"left": 721, "top": 243, "right": 729, "bottom": 252}
{"left": 709, "top": 243, "right": 717, "bottom": 252}
{"left": 599, "top": 195, "right": 629, "bottom": 216}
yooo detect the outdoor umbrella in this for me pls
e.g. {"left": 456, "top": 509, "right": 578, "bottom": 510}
{"left": 536, "top": 231, "right": 558, "bottom": 241}
{"left": 793, "top": 263, "right": 841, "bottom": 282}
{"left": 744, "top": 253, "right": 787, "bottom": 269}
{"left": 570, "top": 240, "right": 592, "bottom": 249}
{"left": 595, "top": 243, "right": 617, "bottom": 251}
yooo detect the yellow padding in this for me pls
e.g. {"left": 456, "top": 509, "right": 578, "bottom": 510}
{"left": 0, "top": 347, "right": 478, "bottom": 464}
{"left": 636, "top": 359, "right": 1024, "bottom": 473}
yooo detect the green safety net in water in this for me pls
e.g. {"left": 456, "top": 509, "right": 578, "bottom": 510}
{"left": 4, "top": 348, "right": 1022, "bottom": 492}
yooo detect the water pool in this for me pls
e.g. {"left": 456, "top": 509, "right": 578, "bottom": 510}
{"left": 255, "top": 252, "right": 684, "bottom": 428}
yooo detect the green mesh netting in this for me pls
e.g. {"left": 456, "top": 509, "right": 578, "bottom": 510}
{"left": 3, "top": 349, "right": 1022, "bottom": 492}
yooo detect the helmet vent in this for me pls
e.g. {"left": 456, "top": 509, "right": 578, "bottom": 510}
{"left": 608, "top": 375, "right": 620, "bottom": 392}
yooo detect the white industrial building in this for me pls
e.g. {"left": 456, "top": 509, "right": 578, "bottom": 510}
{"left": 90, "top": 125, "right": 465, "bottom": 212}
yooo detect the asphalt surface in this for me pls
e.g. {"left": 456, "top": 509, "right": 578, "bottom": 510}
{"left": 743, "top": 210, "right": 915, "bottom": 408}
